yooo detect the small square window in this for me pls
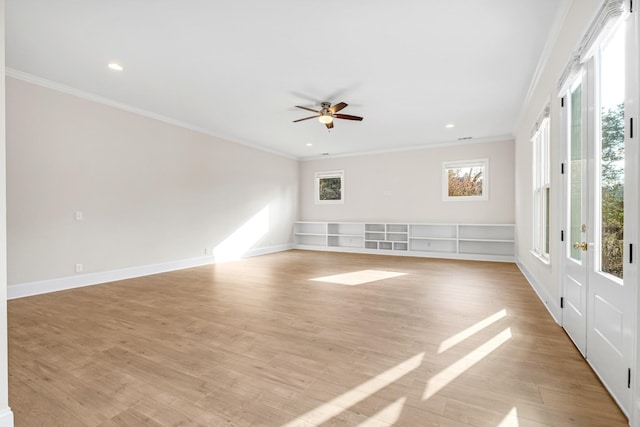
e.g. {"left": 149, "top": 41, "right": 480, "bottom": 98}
{"left": 315, "top": 170, "right": 344, "bottom": 204}
{"left": 442, "top": 159, "right": 489, "bottom": 201}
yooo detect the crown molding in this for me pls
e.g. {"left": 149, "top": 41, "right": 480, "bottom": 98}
{"left": 299, "top": 134, "right": 514, "bottom": 161}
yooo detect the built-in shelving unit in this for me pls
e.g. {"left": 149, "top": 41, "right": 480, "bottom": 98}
{"left": 294, "top": 221, "right": 515, "bottom": 262}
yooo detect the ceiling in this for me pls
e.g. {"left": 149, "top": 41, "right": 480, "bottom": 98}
{"left": 6, "top": 1, "right": 567, "bottom": 160}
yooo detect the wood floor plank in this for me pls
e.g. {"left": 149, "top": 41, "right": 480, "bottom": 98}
{"left": 8, "top": 250, "right": 628, "bottom": 426}
{"left": 9, "top": 376, "right": 86, "bottom": 427}
{"left": 96, "top": 408, "right": 165, "bottom": 427}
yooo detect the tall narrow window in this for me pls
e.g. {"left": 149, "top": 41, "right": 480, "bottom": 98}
{"left": 532, "top": 116, "right": 550, "bottom": 260}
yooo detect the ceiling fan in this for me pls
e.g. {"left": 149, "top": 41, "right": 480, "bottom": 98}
{"left": 293, "top": 102, "right": 363, "bottom": 129}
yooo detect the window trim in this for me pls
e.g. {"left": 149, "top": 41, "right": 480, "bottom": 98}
{"left": 442, "top": 158, "right": 489, "bottom": 202}
{"left": 315, "top": 170, "right": 345, "bottom": 204}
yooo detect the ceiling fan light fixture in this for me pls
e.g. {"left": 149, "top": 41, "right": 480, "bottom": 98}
{"left": 318, "top": 115, "right": 333, "bottom": 124}
{"left": 107, "top": 62, "right": 123, "bottom": 71}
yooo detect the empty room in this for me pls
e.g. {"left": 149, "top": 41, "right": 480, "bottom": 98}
{"left": 1, "top": 0, "right": 640, "bottom": 426}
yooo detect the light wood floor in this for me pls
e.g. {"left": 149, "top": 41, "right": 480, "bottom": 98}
{"left": 8, "top": 250, "right": 627, "bottom": 426}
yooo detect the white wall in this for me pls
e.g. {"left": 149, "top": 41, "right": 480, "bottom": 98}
{"left": 0, "top": 1, "right": 14, "bottom": 425}
{"left": 299, "top": 139, "right": 515, "bottom": 224}
{"left": 6, "top": 77, "right": 298, "bottom": 287}
{"left": 513, "top": 0, "right": 601, "bottom": 315}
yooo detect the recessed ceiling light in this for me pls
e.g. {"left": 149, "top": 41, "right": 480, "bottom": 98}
{"left": 306, "top": 143, "right": 313, "bottom": 147}
{"left": 445, "top": 123, "right": 455, "bottom": 128}
{"left": 107, "top": 62, "right": 123, "bottom": 71}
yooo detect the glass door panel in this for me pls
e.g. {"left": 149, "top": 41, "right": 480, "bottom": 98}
{"left": 598, "top": 24, "right": 625, "bottom": 279}
{"left": 570, "top": 81, "right": 583, "bottom": 262}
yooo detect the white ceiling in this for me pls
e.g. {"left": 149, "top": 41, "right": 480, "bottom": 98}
{"left": 6, "top": 1, "right": 566, "bottom": 159}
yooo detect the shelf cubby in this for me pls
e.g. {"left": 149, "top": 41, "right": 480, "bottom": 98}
{"left": 294, "top": 222, "right": 327, "bottom": 235}
{"left": 328, "top": 223, "right": 364, "bottom": 236}
{"left": 365, "top": 232, "right": 385, "bottom": 241}
{"left": 458, "top": 240, "right": 514, "bottom": 256}
{"left": 409, "top": 224, "right": 457, "bottom": 239}
{"left": 409, "top": 238, "right": 457, "bottom": 253}
{"left": 386, "top": 233, "right": 408, "bottom": 242}
{"left": 365, "top": 224, "right": 385, "bottom": 232}
{"left": 386, "top": 224, "right": 408, "bottom": 233}
{"left": 328, "top": 235, "right": 364, "bottom": 248}
{"left": 458, "top": 224, "right": 514, "bottom": 241}
{"left": 394, "top": 242, "right": 408, "bottom": 251}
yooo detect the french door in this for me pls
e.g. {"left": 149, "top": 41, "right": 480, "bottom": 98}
{"left": 562, "top": 17, "right": 634, "bottom": 416}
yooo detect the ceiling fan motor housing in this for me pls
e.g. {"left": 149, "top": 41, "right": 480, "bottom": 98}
{"left": 320, "top": 102, "right": 332, "bottom": 116}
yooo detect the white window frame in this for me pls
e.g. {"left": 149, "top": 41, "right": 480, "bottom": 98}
{"left": 532, "top": 116, "right": 551, "bottom": 262}
{"left": 315, "top": 170, "right": 344, "bottom": 204}
{"left": 442, "top": 158, "right": 489, "bottom": 201}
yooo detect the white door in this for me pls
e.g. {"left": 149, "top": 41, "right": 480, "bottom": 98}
{"left": 584, "top": 21, "right": 633, "bottom": 414}
{"left": 562, "top": 76, "right": 588, "bottom": 356}
{"left": 562, "top": 18, "right": 633, "bottom": 416}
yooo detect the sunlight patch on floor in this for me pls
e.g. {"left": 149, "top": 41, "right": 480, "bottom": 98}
{"left": 281, "top": 353, "right": 424, "bottom": 427}
{"left": 214, "top": 206, "right": 269, "bottom": 262}
{"left": 357, "top": 397, "right": 407, "bottom": 426}
{"left": 310, "top": 270, "right": 407, "bottom": 286}
{"left": 497, "top": 407, "right": 520, "bottom": 426}
{"left": 423, "top": 328, "right": 512, "bottom": 400}
{"left": 438, "top": 309, "right": 507, "bottom": 353}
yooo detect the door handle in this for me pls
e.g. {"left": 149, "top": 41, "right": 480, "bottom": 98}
{"left": 573, "top": 242, "right": 588, "bottom": 251}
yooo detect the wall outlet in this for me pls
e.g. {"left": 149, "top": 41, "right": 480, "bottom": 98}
{"left": 204, "top": 247, "right": 211, "bottom": 255}
{"left": 75, "top": 211, "right": 83, "bottom": 221}
{"left": 75, "top": 263, "right": 83, "bottom": 273}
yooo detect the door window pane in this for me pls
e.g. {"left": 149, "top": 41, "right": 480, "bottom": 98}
{"left": 570, "top": 81, "right": 583, "bottom": 262}
{"left": 599, "top": 25, "right": 625, "bottom": 279}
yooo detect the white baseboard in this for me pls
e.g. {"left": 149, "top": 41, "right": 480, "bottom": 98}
{"left": 0, "top": 408, "right": 14, "bottom": 427}
{"left": 8, "top": 244, "right": 293, "bottom": 300}
{"left": 516, "top": 258, "right": 561, "bottom": 324}
{"left": 243, "top": 244, "right": 293, "bottom": 258}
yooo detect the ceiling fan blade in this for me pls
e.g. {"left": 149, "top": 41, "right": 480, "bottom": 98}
{"left": 293, "top": 115, "right": 319, "bottom": 122}
{"left": 295, "top": 105, "right": 320, "bottom": 113}
{"left": 325, "top": 121, "right": 334, "bottom": 129}
{"left": 329, "top": 102, "right": 348, "bottom": 113}
{"left": 334, "top": 114, "right": 363, "bottom": 121}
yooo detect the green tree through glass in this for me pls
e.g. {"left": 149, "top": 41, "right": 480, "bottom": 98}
{"left": 601, "top": 103, "right": 624, "bottom": 278}
{"left": 319, "top": 177, "right": 342, "bottom": 201}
